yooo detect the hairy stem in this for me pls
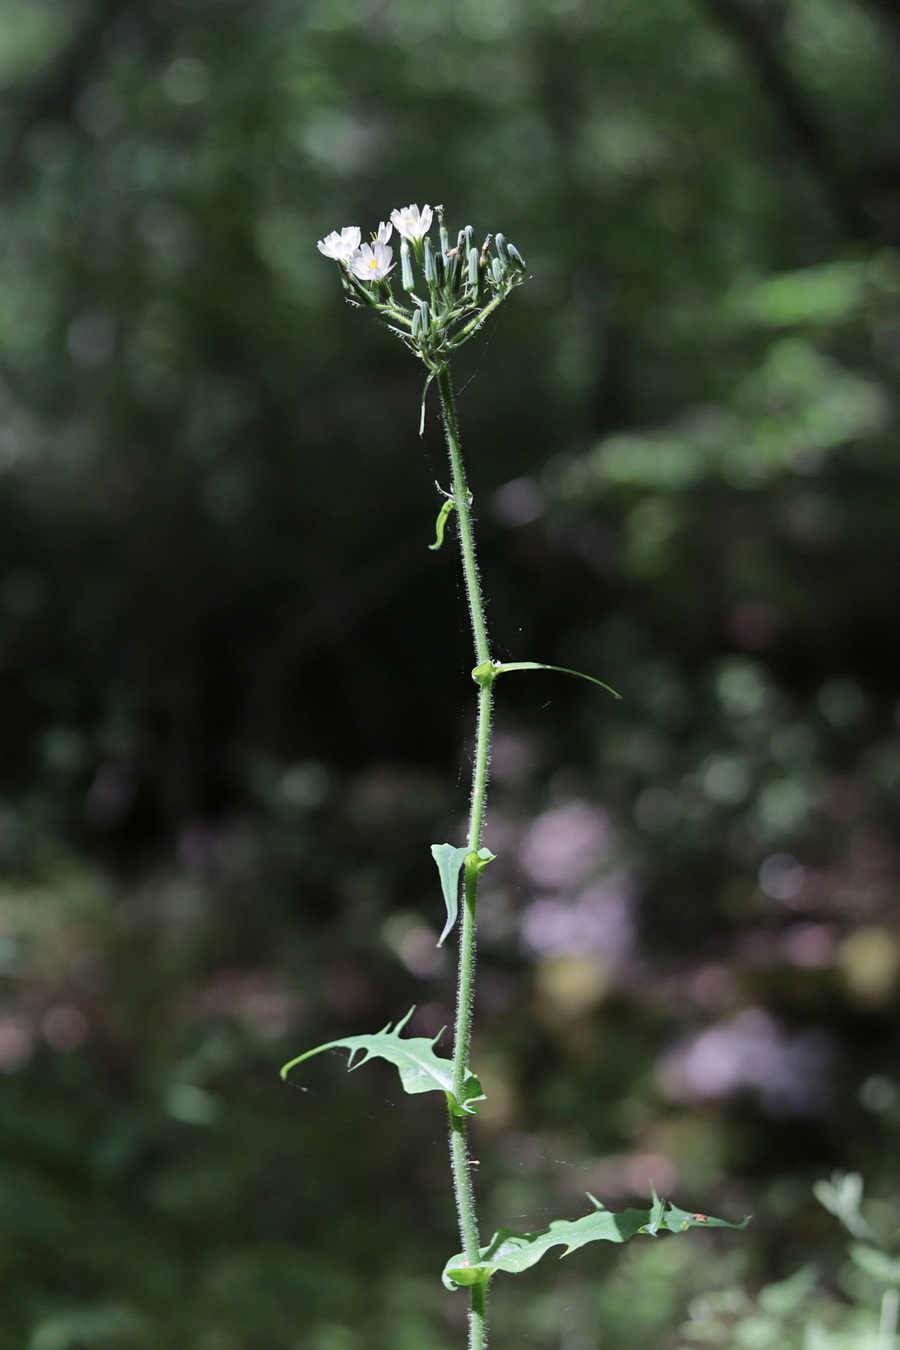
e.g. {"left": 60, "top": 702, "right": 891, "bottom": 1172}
{"left": 437, "top": 364, "right": 490, "bottom": 667}
{"left": 437, "top": 361, "right": 493, "bottom": 1350}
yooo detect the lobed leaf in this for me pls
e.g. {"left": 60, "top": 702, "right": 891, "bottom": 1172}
{"left": 442, "top": 1194, "right": 749, "bottom": 1289}
{"left": 280, "top": 1008, "right": 485, "bottom": 1117}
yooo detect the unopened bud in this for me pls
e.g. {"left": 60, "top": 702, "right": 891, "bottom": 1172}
{"left": 423, "top": 238, "right": 435, "bottom": 285}
{"left": 464, "top": 226, "right": 475, "bottom": 253}
{"left": 494, "top": 233, "right": 507, "bottom": 260}
{"left": 507, "top": 242, "right": 526, "bottom": 270}
{"left": 467, "top": 247, "right": 480, "bottom": 290}
{"left": 401, "top": 241, "right": 415, "bottom": 291}
{"left": 491, "top": 257, "right": 504, "bottom": 286}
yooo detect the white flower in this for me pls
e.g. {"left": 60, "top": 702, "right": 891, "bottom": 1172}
{"left": 389, "top": 203, "right": 433, "bottom": 242}
{"left": 349, "top": 240, "right": 394, "bottom": 281}
{"left": 316, "top": 226, "right": 361, "bottom": 262}
{"left": 375, "top": 220, "right": 393, "bottom": 245}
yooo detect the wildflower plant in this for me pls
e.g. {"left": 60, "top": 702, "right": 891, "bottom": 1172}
{"left": 285, "top": 204, "right": 746, "bottom": 1349}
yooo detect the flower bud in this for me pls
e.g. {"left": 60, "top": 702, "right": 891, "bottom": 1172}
{"left": 400, "top": 241, "right": 415, "bottom": 291}
{"left": 467, "top": 247, "right": 480, "bottom": 290}
{"left": 507, "top": 242, "right": 526, "bottom": 270}
{"left": 494, "top": 233, "right": 507, "bottom": 260}
{"left": 464, "top": 226, "right": 475, "bottom": 253}
{"left": 423, "top": 238, "right": 435, "bottom": 286}
{"left": 414, "top": 296, "right": 431, "bottom": 332}
{"left": 491, "top": 257, "right": 504, "bottom": 286}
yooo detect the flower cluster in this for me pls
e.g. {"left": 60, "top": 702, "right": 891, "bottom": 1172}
{"left": 316, "top": 203, "right": 526, "bottom": 367}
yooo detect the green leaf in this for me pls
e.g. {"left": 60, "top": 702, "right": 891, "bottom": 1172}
{"left": 756, "top": 1265, "right": 818, "bottom": 1315}
{"left": 431, "top": 843, "right": 469, "bottom": 944}
{"left": 431, "top": 843, "right": 495, "bottom": 946}
{"left": 813, "top": 1171, "right": 864, "bottom": 1219}
{"left": 813, "top": 1171, "right": 874, "bottom": 1241}
{"left": 467, "top": 847, "right": 496, "bottom": 878}
{"left": 662, "top": 1201, "right": 751, "bottom": 1234}
{"left": 280, "top": 1008, "right": 485, "bottom": 1117}
{"left": 733, "top": 261, "right": 866, "bottom": 328}
{"left": 471, "top": 659, "right": 621, "bottom": 699}
{"left": 419, "top": 371, "right": 435, "bottom": 436}
{"left": 442, "top": 1195, "right": 749, "bottom": 1290}
{"left": 849, "top": 1243, "right": 900, "bottom": 1286}
{"left": 428, "top": 498, "right": 456, "bottom": 551}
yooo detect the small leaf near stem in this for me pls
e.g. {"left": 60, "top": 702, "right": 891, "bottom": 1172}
{"left": 429, "top": 499, "right": 457, "bottom": 552}
{"left": 472, "top": 659, "right": 621, "bottom": 699}
{"left": 419, "top": 371, "right": 436, "bottom": 435}
{"left": 432, "top": 844, "right": 496, "bottom": 945}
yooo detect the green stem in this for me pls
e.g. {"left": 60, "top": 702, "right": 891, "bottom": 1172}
{"left": 447, "top": 292, "right": 508, "bottom": 349}
{"left": 437, "top": 365, "right": 490, "bottom": 666}
{"left": 452, "top": 683, "right": 492, "bottom": 1092}
{"left": 879, "top": 1287, "right": 899, "bottom": 1350}
{"left": 437, "top": 361, "right": 493, "bottom": 1350}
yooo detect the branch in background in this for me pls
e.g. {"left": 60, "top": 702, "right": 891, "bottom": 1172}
{"left": 696, "top": 0, "right": 880, "bottom": 243}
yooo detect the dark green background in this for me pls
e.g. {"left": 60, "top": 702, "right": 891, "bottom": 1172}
{"left": 1, "top": 0, "right": 900, "bottom": 1346}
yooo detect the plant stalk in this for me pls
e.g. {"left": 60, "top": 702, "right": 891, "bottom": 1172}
{"left": 437, "top": 361, "right": 493, "bottom": 1350}
{"left": 879, "top": 1287, "right": 899, "bottom": 1350}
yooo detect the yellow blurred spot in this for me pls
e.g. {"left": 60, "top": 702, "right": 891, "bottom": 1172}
{"left": 474, "top": 1061, "right": 518, "bottom": 1131}
{"left": 535, "top": 954, "right": 609, "bottom": 1026}
{"left": 838, "top": 927, "right": 900, "bottom": 1005}
{"left": 643, "top": 1115, "right": 728, "bottom": 1190}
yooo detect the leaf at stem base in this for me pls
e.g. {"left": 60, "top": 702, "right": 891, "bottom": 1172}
{"left": 442, "top": 1195, "right": 750, "bottom": 1289}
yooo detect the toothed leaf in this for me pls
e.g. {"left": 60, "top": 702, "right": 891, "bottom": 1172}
{"left": 659, "top": 1201, "right": 751, "bottom": 1234}
{"left": 442, "top": 1197, "right": 749, "bottom": 1289}
{"left": 281, "top": 1008, "right": 484, "bottom": 1117}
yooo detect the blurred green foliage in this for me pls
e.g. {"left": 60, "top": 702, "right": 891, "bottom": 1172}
{"left": 682, "top": 1172, "right": 900, "bottom": 1347}
{"left": 1, "top": 0, "right": 900, "bottom": 1345}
